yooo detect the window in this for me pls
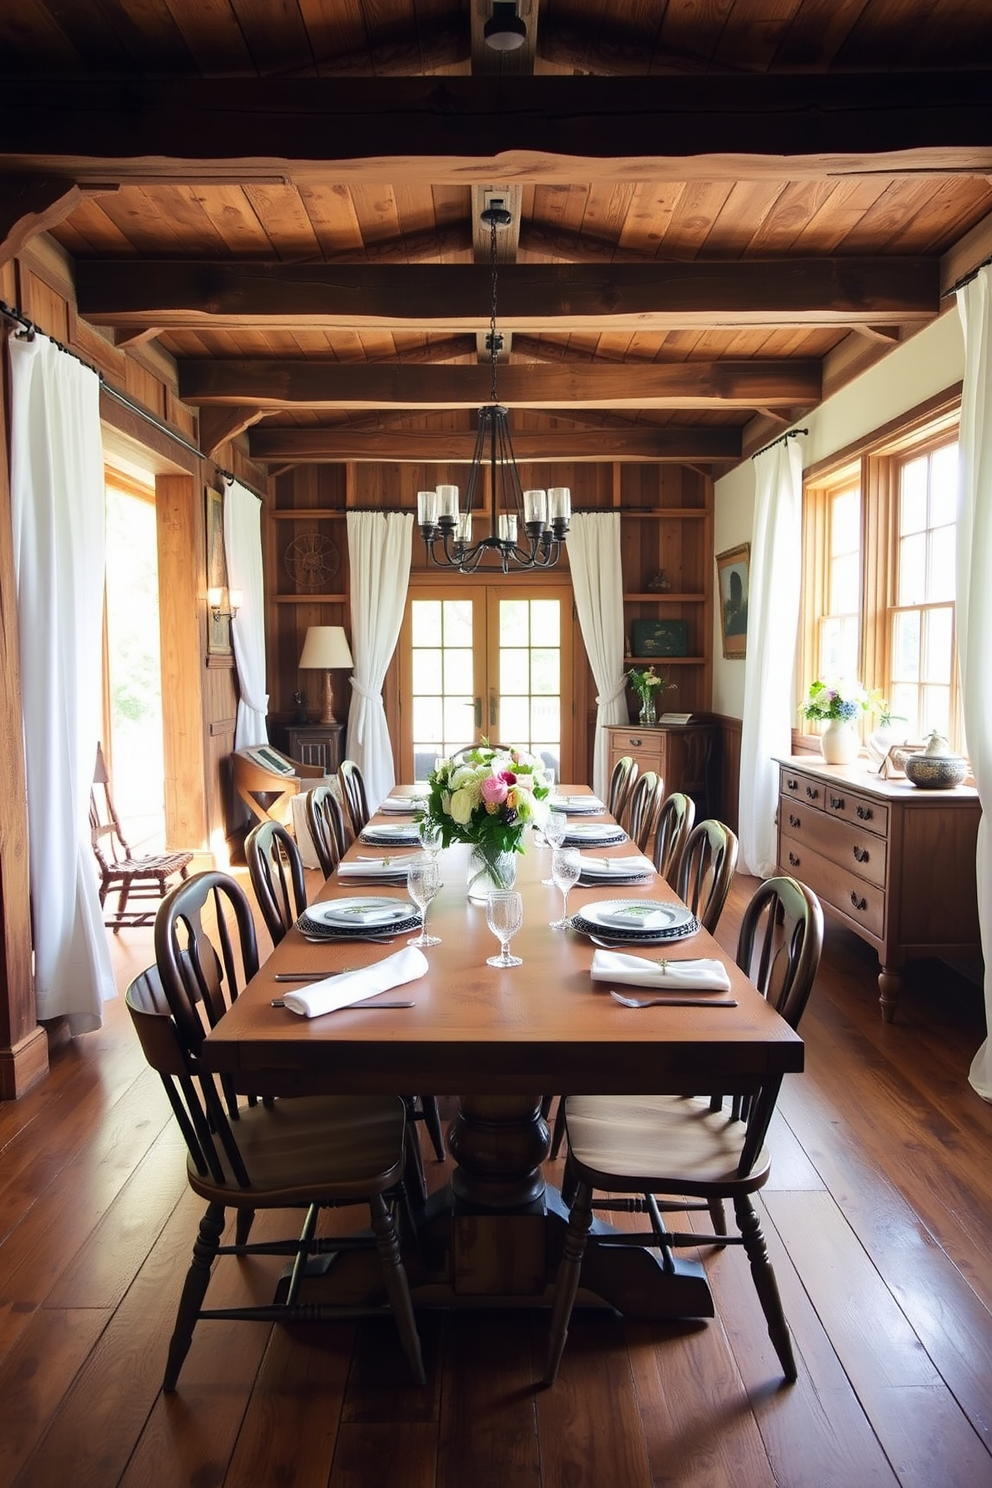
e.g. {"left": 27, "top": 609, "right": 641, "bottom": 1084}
{"left": 801, "top": 396, "right": 962, "bottom": 752}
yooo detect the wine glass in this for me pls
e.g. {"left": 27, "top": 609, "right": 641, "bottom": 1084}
{"left": 550, "top": 848, "right": 581, "bottom": 930}
{"left": 542, "top": 809, "right": 568, "bottom": 884}
{"left": 407, "top": 853, "right": 441, "bottom": 947}
{"left": 418, "top": 816, "right": 444, "bottom": 863}
{"left": 486, "top": 889, "right": 524, "bottom": 968}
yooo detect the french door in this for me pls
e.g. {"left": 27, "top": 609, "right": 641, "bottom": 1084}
{"left": 399, "top": 583, "right": 573, "bottom": 784}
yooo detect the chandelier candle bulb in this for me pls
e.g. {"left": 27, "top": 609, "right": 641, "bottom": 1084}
{"left": 523, "top": 489, "right": 548, "bottom": 529}
{"left": 436, "top": 484, "right": 459, "bottom": 525}
{"left": 498, "top": 514, "right": 518, "bottom": 544}
{"left": 417, "top": 490, "right": 438, "bottom": 528}
{"left": 547, "top": 487, "right": 572, "bottom": 530}
{"left": 455, "top": 511, "right": 473, "bottom": 544}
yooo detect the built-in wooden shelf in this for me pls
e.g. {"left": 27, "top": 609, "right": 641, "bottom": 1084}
{"left": 271, "top": 508, "right": 346, "bottom": 521}
{"left": 628, "top": 655, "right": 706, "bottom": 666}
{"left": 624, "top": 592, "right": 706, "bottom": 602}
{"left": 272, "top": 593, "right": 348, "bottom": 604}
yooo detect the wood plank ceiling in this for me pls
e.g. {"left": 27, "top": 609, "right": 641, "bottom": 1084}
{"left": 1, "top": 0, "right": 991, "bottom": 468}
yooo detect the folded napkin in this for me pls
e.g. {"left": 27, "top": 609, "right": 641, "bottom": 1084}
{"left": 550, "top": 795, "right": 606, "bottom": 814}
{"left": 282, "top": 946, "right": 429, "bottom": 1018}
{"left": 590, "top": 949, "right": 732, "bottom": 993}
{"left": 379, "top": 797, "right": 424, "bottom": 813}
{"left": 338, "top": 857, "right": 414, "bottom": 878}
{"left": 319, "top": 901, "right": 404, "bottom": 926}
{"left": 579, "top": 855, "right": 655, "bottom": 877}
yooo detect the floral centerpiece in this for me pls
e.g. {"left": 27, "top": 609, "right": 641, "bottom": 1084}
{"left": 627, "top": 665, "right": 675, "bottom": 726}
{"left": 800, "top": 680, "right": 886, "bottom": 764}
{"left": 417, "top": 743, "right": 552, "bottom": 899}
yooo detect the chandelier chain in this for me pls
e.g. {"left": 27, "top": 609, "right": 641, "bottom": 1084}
{"left": 489, "top": 212, "right": 500, "bottom": 405}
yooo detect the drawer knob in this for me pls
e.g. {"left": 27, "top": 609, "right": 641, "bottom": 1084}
{"left": 629, "top": 737, "right": 642, "bottom": 747}
{"left": 851, "top": 892, "right": 868, "bottom": 912}
{"left": 788, "top": 851, "right": 801, "bottom": 867}
{"left": 789, "top": 813, "right": 800, "bottom": 829}
{"left": 829, "top": 794, "right": 845, "bottom": 810}
{"left": 806, "top": 785, "right": 819, "bottom": 801}
{"left": 786, "top": 777, "right": 798, "bottom": 790}
{"left": 856, "top": 805, "right": 874, "bottom": 821}
{"left": 853, "top": 846, "right": 870, "bottom": 864}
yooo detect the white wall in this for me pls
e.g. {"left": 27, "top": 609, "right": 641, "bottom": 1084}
{"left": 712, "top": 309, "right": 965, "bottom": 719}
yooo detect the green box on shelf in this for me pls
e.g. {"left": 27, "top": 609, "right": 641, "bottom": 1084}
{"left": 630, "top": 618, "right": 688, "bottom": 658}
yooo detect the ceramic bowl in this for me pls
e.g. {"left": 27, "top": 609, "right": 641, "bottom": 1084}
{"left": 903, "top": 753, "right": 968, "bottom": 789}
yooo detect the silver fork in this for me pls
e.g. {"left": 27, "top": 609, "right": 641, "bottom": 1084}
{"left": 609, "top": 989, "right": 737, "bottom": 1009}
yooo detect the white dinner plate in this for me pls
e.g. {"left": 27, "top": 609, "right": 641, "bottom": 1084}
{"left": 549, "top": 795, "right": 605, "bottom": 815}
{"left": 305, "top": 897, "right": 417, "bottom": 928}
{"left": 561, "top": 823, "right": 627, "bottom": 847}
{"left": 572, "top": 898, "right": 699, "bottom": 943}
{"left": 360, "top": 823, "right": 422, "bottom": 845}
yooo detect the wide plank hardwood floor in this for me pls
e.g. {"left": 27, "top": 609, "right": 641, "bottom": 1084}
{"left": 1, "top": 868, "right": 991, "bottom": 1488}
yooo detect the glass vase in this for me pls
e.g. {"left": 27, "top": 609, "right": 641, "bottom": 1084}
{"left": 638, "top": 695, "right": 657, "bottom": 727}
{"left": 467, "top": 846, "right": 518, "bottom": 902}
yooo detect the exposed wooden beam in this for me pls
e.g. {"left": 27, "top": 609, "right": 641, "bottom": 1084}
{"left": 0, "top": 175, "right": 85, "bottom": 268}
{"left": 77, "top": 259, "right": 937, "bottom": 331}
{"left": 519, "top": 222, "right": 673, "bottom": 265}
{"left": 198, "top": 406, "right": 264, "bottom": 458}
{"left": 1, "top": 76, "right": 991, "bottom": 184}
{"left": 249, "top": 425, "right": 741, "bottom": 463}
{"left": 178, "top": 357, "right": 821, "bottom": 410}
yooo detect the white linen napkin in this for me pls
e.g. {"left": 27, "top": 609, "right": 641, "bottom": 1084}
{"left": 338, "top": 857, "right": 414, "bottom": 878}
{"left": 379, "top": 797, "right": 424, "bottom": 813}
{"left": 282, "top": 946, "right": 429, "bottom": 1018}
{"left": 590, "top": 949, "right": 732, "bottom": 992}
{"left": 550, "top": 794, "right": 606, "bottom": 813}
{"left": 579, "top": 855, "right": 655, "bottom": 877}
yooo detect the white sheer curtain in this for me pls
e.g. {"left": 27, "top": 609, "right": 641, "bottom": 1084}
{"left": 346, "top": 512, "right": 412, "bottom": 810}
{"left": 8, "top": 334, "right": 116, "bottom": 1032}
{"left": 955, "top": 265, "right": 992, "bottom": 1102}
{"left": 568, "top": 512, "right": 627, "bottom": 799}
{"left": 738, "top": 436, "right": 804, "bottom": 878}
{"left": 223, "top": 479, "right": 268, "bottom": 748}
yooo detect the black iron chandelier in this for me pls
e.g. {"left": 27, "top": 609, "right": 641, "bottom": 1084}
{"left": 417, "top": 203, "right": 570, "bottom": 575}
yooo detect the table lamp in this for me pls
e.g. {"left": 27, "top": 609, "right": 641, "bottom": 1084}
{"left": 298, "top": 625, "right": 353, "bottom": 725}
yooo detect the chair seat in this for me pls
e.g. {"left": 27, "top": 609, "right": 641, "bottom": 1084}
{"left": 186, "top": 1093, "right": 408, "bottom": 1205}
{"left": 105, "top": 850, "right": 194, "bottom": 881}
{"left": 563, "top": 1093, "right": 771, "bottom": 1194}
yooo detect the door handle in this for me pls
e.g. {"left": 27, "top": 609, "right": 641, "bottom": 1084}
{"left": 474, "top": 696, "right": 482, "bottom": 729}
{"left": 490, "top": 692, "right": 498, "bottom": 727}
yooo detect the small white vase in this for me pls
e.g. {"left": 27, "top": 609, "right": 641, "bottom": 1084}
{"left": 820, "top": 719, "right": 860, "bottom": 765}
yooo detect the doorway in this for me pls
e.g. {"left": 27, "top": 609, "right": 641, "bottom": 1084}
{"left": 399, "top": 583, "right": 573, "bottom": 783}
{"left": 103, "top": 470, "right": 166, "bottom": 851}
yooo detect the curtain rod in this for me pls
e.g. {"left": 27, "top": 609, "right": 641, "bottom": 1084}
{"left": 0, "top": 296, "right": 242, "bottom": 484}
{"left": 941, "top": 251, "right": 992, "bottom": 300}
{"left": 751, "top": 426, "right": 808, "bottom": 461}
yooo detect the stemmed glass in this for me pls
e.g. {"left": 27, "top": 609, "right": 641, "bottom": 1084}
{"left": 550, "top": 848, "right": 581, "bottom": 930}
{"left": 417, "top": 817, "right": 444, "bottom": 865}
{"left": 407, "top": 853, "right": 441, "bottom": 947}
{"left": 486, "top": 889, "right": 524, "bottom": 968}
{"left": 542, "top": 809, "right": 568, "bottom": 884}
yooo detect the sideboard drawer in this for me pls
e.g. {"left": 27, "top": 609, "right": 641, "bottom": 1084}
{"left": 779, "top": 831, "right": 886, "bottom": 938}
{"left": 822, "top": 785, "right": 889, "bottom": 836}
{"left": 779, "top": 798, "right": 888, "bottom": 888}
{"left": 611, "top": 732, "right": 665, "bottom": 771}
{"left": 780, "top": 769, "right": 826, "bottom": 807}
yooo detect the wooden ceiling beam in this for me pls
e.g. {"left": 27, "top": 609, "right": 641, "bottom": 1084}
{"left": 249, "top": 425, "right": 741, "bottom": 463}
{"left": 78, "top": 258, "right": 937, "bottom": 330}
{"left": 178, "top": 357, "right": 821, "bottom": 409}
{"left": 0, "top": 174, "right": 86, "bottom": 269}
{"left": 198, "top": 406, "right": 264, "bottom": 458}
{"left": 2, "top": 76, "right": 991, "bottom": 184}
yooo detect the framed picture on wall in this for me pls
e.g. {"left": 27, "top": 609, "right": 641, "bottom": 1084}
{"left": 205, "top": 485, "right": 232, "bottom": 657}
{"left": 716, "top": 543, "right": 750, "bottom": 660}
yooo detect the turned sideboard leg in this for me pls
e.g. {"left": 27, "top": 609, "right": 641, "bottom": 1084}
{"left": 878, "top": 964, "right": 902, "bottom": 1022}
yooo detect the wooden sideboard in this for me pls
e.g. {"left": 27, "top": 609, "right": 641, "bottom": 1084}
{"left": 604, "top": 722, "right": 717, "bottom": 820}
{"left": 776, "top": 756, "right": 981, "bottom": 1021}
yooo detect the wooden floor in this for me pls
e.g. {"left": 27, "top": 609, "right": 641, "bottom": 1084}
{"left": 2, "top": 869, "right": 992, "bottom": 1488}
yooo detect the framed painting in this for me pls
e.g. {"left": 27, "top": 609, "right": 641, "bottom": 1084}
{"left": 716, "top": 543, "right": 750, "bottom": 660}
{"left": 205, "top": 485, "right": 232, "bottom": 657}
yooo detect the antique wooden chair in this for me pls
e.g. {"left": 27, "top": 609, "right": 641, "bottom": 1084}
{"left": 126, "top": 957, "right": 425, "bottom": 1391}
{"left": 606, "top": 755, "right": 638, "bottom": 821}
{"left": 305, "top": 783, "right": 349, "bottom": 877}
{"left": 245, "top": 820, "right": 307, "bottom": 945}
{"left": 544, "top": 875, "right": 823, "bottom": 1388}
{"left": 651, "top": 791, "right": 695, "bottom": 882}
{"left": 622, "top": 769, "right": 665, "bottom": 853}
{"left": 338, "top": 758, "right": 371, "bottom": 836}
{"left": 89, "top": 743, "right": 193, "bottom": 931}
{"left": 675, "top": 819, "right": 740, "bottom": 934}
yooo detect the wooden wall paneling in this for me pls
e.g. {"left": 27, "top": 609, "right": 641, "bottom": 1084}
{"left": 0, "top": 328, "right": 48, "bottom": 1098}
{"left": 715, "top": 713, "right": 742, "bottom": 831}
{"left": 15, "top": 262, "right": 69, "bottom": 342}
{"left": 155, "top": 472, "right": 211, "bottom": 856}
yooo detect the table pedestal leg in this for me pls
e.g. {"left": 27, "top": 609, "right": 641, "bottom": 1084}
{"left": 448, "top": 1093, "right": 549, "bottom": 1208}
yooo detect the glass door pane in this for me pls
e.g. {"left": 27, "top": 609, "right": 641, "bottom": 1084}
{"left": 488, "top": 588, "right": 572, "bottom": 784}
{"left": 406, "top": 593, "right": 484, "bottom": 781}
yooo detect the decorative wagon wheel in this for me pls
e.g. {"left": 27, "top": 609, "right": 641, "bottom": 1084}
{"left": 284, "top": 532, "right": 339, "bottom": 592}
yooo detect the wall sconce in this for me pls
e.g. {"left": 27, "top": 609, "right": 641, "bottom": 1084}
{"left": 208, "top": 586, "right": 242, "bottom": 621}
{"left": 298, "top": 625, "right": 354, "bottom": 725}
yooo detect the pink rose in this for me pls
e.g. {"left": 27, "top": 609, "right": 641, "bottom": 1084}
{"left": 480, "top": 774, "right": 509, "bottom": 806}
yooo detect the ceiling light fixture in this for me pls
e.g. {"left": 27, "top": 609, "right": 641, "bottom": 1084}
{"left": 417, "top": 202, "right": 569, "bottom": 575}
{"left": 483, "top": 2, "right": 527, "bottom": 51}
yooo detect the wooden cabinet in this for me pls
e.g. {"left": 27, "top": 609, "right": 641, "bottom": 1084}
{"left": 286, "top": 723, "right": 344, "bottom": 774}
{"left": 605, "top": 723, "right": 717, "bottom": 820}
{"left": 776, "top": 757, "right": 981, "bottom": 1021}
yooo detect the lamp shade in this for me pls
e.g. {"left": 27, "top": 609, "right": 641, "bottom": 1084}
{"left": 299, "top": 626, "right": 353, "bottom": 671}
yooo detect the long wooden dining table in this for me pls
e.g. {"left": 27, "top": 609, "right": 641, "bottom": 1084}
{"left": 202, "top": 790, "right": 804, "bottom": 1317}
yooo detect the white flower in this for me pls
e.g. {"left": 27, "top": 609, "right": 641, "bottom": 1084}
{"left": 448, "top": 787, "right": 476, "bottom": 824}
